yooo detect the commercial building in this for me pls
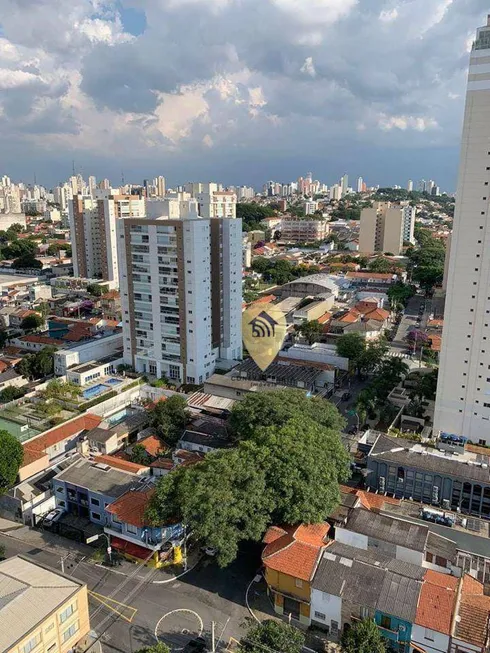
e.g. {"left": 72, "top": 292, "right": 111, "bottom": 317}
{"left": 0, "top": 213, "right": 26, "bottom": 231}
{"left": 69, "top": 191, "right": 145, "bottom": 286}
{"left": 359, "top": 202, "right": 405, "bottom": 255}
{"left": 435, "top": 16, "right": 490, "bottom": 444}
{"left": 118, "top": 194, "right": 242, "bottom": 384}
{"left": 0, "top": 556, "right": 90, "bottom": 653}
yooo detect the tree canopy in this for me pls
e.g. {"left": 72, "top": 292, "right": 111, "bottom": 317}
{"left": 134, "top": 643, "right": 170, "bottom": 653}
{"left": 251, "top": 258, "right": 320, "bottom": 286}
{"left": 368, "top": 257, "right": 394, "bottom": 273}
{"left": 149, "top": 394, "right": 190, "bottom": 444}
{"left": 86, "top": 283, "right": 105, "bottom": 297}
{"left": 15, "top": 346, "right": 56, "bottom": 380}
{"left": 408, "top": 227, "right": 446, "bottom": 292}
{"left": 295, "top": 319, "right": 324, "bottom": 345}
{"left": 0, "top": 430, "right": 23, "bottom": 494}
{"left": 21, "top": 314, "right": 44, "bottom": 331}
{"left": 336, "top": 333, "right": 388, "bottom": 376}
{"left": 147, "top": 390, "right": 349, "bottom": 566}
{"left": 12, "top": 252, "right": 43, "bottom": 270}
{"left": 341, "top": 619, "right": 387, "bottom": 653}
{"left": 387, "top": 281, "right": 415, "bottom": 310}
{"left": 238, "top": 619, "right": 304, "bottom": 653}
{"left": 237, "top": 203, "right": 275, "bottom": 232}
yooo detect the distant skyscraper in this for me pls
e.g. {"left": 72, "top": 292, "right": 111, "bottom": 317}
{"left": 88, "top": 176, "right": 97, "bottom": 196}
{"left": 359, "top": 202, "right": 405, "bottom": 255}
{"left": 341, "top": 174, "right": 349, "bottom": 194}
{"left": 407, "top": 180, "right": 413, "bottom": 192}
{"left": 435, "top": 15, "right": 490, "bottom": 444}
{"left": 357, "top": 177, "right": 363, "bottom": 193}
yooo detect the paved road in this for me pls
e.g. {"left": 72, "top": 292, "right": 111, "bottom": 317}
{"left": 393, "top": 294, "right": 426, "bottom": 346}
{"left": 0, "top": 531, "right": 256, "bottom": 652}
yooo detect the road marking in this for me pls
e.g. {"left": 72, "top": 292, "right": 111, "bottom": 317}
{"left": 88, "top": 590, "right": 138, "bottom": 623}
{"left": 154, "top": 608, "right": 204, "bottom": 651}
{"left": 226, "top": 636, "right": 240, "bottom": 651}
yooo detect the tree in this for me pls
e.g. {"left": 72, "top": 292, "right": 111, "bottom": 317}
{"left": 12, "top": 253, "right": 43, "bottom": 269}
{"left": 229, "top": 388, "right": 346, "bottom": 441}
{"left": 336, "top": 332, "right": 366, "bottom": 373}
{"left": 368, "top": 257, "right": 393, "bottom": 273}
{"left": 86, "top": 283, "right": 104, "bottom": 297}
{"left": 296, "top": 319, "right": 323, "bottom": 345}
{"left": 387, "top": 281, "right": 415, "bottom": 309}
{"left": 148, "top": 391, "right": 350, "bottom": 566}
{"left": 238, "top": 619, "right": 304, "bottom": 653}
{"left": 341, "top": 619, "right": 386, "bottom": 653}
{"left": 410, "top": 369, "right": 438, "bottom": 402}
{"left": 0, "top": 430, "right": 23, "bottom": 493}
{"left": 42, "top": 379, "right": 81, "bottom": 400}
{"left": 134, "top": 643, "right": 170, "bottom": 653}
{"left": 0, "top": 386, "right": 26, "bottom": 403}
{"left": 21, "top": 314, "right": 43, "bottom": 331}
{"left": 149, "top": 395, "right": 189, "bottom": 444}
{"left": 130, "top": 444, "right": 152, "bottom": 465}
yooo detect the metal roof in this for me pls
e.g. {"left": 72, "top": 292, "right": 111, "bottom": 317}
{"left": 54, "top": 457, "right": 136, "bottom": 497}
{"left": 345, "top": 509, "right": 428, "bottom": 552}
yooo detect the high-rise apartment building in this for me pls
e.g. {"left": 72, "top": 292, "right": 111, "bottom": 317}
{"left": 341, "top": 174, "right": 349, "bottom": 195}
{"left": 359, "top": 201, "right": 405, "bottom": 254}
{"left": 402, "top": 204, "right": 416, "bottom": 244}
{"left": 407, "top": 180, "right": 414, "bottom": 192}
{"left": 357, "top": 177, "right": 364, "bottom": 193}
{"left": 434, "top": 16, "right": 490, "bottom": 444}
{"left": 118, "top": 193, "right": 242, "bottom": 384}
{"left": 69, "top": 191, "right": 145, "bottom": 285}
{"left": 154, "top": 176, "right": 166, "bottom": 197}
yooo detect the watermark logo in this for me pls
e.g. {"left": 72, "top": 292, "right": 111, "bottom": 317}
{"left": 242, "top": 304, "right": 287, "bottom": 371}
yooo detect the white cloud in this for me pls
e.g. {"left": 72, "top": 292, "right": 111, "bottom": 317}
{"left": 300, "top": 57, "right": 316, "bottom": 78}
{"left": 272, "top": 0, "right": 357, "bottom": 25}
{"left": 378, "top": 114, "right": 439, "bottom": 131}
{"left": 379, "top": 8, "right": 398, "bottom": 23}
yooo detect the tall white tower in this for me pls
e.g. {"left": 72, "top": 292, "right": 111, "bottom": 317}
{"left": 434, "top": 15, "right": 490, "bottom": 444}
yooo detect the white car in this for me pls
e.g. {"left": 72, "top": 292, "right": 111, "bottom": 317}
{"left": 201, "top": 546, "right": 217, "bottom": 557}
{"left": 43, "top": 508, "right": 64, "bottom": 526}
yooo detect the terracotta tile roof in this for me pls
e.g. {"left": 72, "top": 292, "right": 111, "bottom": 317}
{"left": 262, "top": 523, "right": 330, "bottom": 582}
{"left": 22, "top": 447, "right": 49, "bottom": 466}
{"left": 250, "top": 295, "right": 276, "bottom": 305}
{"left": 356, "top": 490, "right": 400, "bottom": 511}
{"left": 466, "top": 443, "right": 490, "bottom": 457}
{"left": 355, "top": 300, "right": 380, "bottom": 313}
{"left": 19, "top": 334, "right": 64, "bottom": 346}
{"left": 22, "top": 414, "right": 102, "bottom": 469}
{"left": 106, "top": 488, "right": 154, "bottom": 527}
{"left": 415, "top": 570, "right": 458, "bottom": 635}
{"left": 455, "top": 575, "right": 490, "bottom": 647}
{"left": 94, "top": 454, "right": 149, "bottom": 473}
{"left": 430, "top": 335, "right": 442, "bottom": 352}
{"left": 346, "top": 272, "right": 393, "bottom": 280}
{"left": 0, "top": 361, "right": 8, "bottom": 373}
{"left": 138, "top": 434, "right": 166, "bottom": 457}
{"left": 364, "top": 308, "right": 390, "bottom": 322}
{"left": 101, "top": 290, "right": 120, "bottom": 300}
{"left": 150, "top": 458, "right": 174, "bottom": 470}
{"left": 317, "top": 312, "right": 332, "bottom": 325}
{"left": 427, "top": 319, "right": 444, "bottom": 328}
{"left": 339, "top": 310, "right": 361, "bottom": 324}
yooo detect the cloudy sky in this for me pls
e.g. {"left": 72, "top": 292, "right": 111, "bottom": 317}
{"left": 0, "top": 0, "right": 488, "bottom": 190}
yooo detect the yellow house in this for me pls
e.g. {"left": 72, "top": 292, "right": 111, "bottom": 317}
{"left": 0, "top": 555, "right": 91, "bottom": 653}
{"left": 262, "top": 523, "right": 331, "bottom": 626}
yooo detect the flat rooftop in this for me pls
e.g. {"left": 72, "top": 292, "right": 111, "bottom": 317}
{"left": 0, "top": 556, "right": 83, "bottom": 652}
{"left": 54, "top": 457, "right": 136, "bottom": 498}
{"left": 0, "top": 273, "right": 39, "bottom": 289}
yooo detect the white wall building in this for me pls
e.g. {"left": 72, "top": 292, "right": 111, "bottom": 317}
{"left": 54, "top": 333, "right": 123, "bottom": 375}
{"left": 118, "top": 195, "right": 242, "bottom": 384}
{"left": 402, "top": 204, "right": 416, "bottom": 244}
{"left": 435, "top": 16, "right": 490, "bottom": 445}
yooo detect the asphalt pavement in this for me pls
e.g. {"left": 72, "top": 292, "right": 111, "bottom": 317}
{"left": 0, "top": 530, "right": 258, "bottom": 652}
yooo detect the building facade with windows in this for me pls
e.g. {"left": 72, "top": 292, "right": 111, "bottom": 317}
{"left": 0, "top": 556, "right": 90, "bottom": 653}
{"left": 117, "top": 196, "right": 242, "bottom": 384}
{"left": 435, "top": 16, "right": 490, "bottom": 444}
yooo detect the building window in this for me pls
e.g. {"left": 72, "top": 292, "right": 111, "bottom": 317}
{"left": 380, "top": 615, "right": 391, "bottom": 630}
{"left": 59, "top": 602, "right": 76, "bottom": 624}
{"left": 62, "top": 621, "right": 79, "bottom": 643}
{"left": 424, "top": 628, "right": 435, "bottom": 641}
{"left": 426, "top": 551, "right": 434, "bottom": 563}
{"left": 23, "top": 635, "right": 40, "bottom": 653}
{"left": 295, "top": 578, "right": 303, "bottom": 588}
{"left": 314, "top": 611, "right": 326, "bottom": 621}
{"left": 90, "top": 497, "right": 100, "bottom": 507}
{"left": 127, "top": 523, "right": 138, "bottom": 535}
{"left": 91, "top": 512, "right": 101, "bottom": 521}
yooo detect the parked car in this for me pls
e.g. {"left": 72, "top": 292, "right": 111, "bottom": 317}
{"left": 43, "top": 508, "right": 64, "bottom": 527}
{"left": 201, "top": 546, "right": 217, "bottom": 557}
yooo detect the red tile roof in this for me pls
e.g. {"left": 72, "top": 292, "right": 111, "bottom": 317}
{"left": 455, "top": 575, "right": 490, "bottom": 647}
{"left": 250, "top": 295, "right": 276, "bottom": 305}
{"left": 415, "top": 570, "right": 458, "bottom": 635}
{"left": 22, "top": 414, "right": 102, "bottom": 469}
{"left": 94, "top": 454, "right": 149, "bottom": 473}
{"left": 316, "top": 312, "right": 332, "bottom": 325}
{"left": 19, "top": 334, "right": 64, "bottom": 346}
{"left": 339, "top": 310, "right": 361, "bottom": 324}
{"left": 364, "top": 308, "right": 390, "bottom": 322}
{"left": 106, "top": 488, "right": 154, "bottom": 527}
{"left": 138, "top": 434, "right": 167, "bottom": 457}
{"left": 346, "top": 272, "right": 393, "bottom": 280}
{"left": 262, "top": 523, "right": 330, "bottom": 582}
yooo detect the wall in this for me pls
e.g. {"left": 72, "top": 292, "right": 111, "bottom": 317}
{"left": 88, "top": 384, "right": 142, "bottom": 417}
{"left": 54, "top": 333, "right": 123, "bottom": 375}
{"left": 18, "top": 453, "right": 50, "bottom": 482}
{"left": 411, "top": 624, "right": 450, "bottom": 653}
{"left": 264, "top": 568, "right": 312, "bottom": 603}
{"left": 395, "top": 544, "right": 424, "bottom": 566}
{"left": 335, "top": 527, "right": 368, "bottom": 550}
{"left": 310, "top": 588, "right": 342, "bottom": 631}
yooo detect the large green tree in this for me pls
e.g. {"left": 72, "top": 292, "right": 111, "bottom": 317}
{"left": 229, "top": 388, "right": 345, "bottom": 440}
{"left": 21, "top": 314, "right": 43, "bottom": 331}
{"left": 0, "top": 430, "right": 23, "bottom": 493}
{"left": 238, "top": 619, "right": 304, "bottom": 653}
{"left": 147, "top": 390, "right": 349, "bottom": 566}
{"left": 341, "top": 619, "right": 386, "bottom": 653}
{"left": 368, "top": 257, "right": 393, "bottom": 273}
{"left": 149, "top": 395, "right": 190, "bottom": 444}
{"left": 295, "top": 319, "right": 324, "bottom": 345}
{"left": 134, "top": 643, "right": 170, "bottom": 653}
{"left": 336, "top": 333, "right": 388, "bottom": 376}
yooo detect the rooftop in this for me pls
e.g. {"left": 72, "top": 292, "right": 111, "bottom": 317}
{"left": 106, "top": 486, "right": 155, "bottom": 528}
{"left": 415, "top": 570, "right": 458, "bottom": 636}
{"left": 0, "top": 556, "right": 83, "bottom": 652}
{"left": 454, "top": 574, "right": 490, "bottom": 647}
{"left": 344, "top": 508, "right": 428, "bottom": 552}
{"left": 262, "top": 523, "right": 330, "bottom": 582}
{"left": 54, "top": 457, "right": 137, "bottom": 497}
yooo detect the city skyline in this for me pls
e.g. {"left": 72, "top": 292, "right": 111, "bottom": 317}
{"left": 1, "top": 2, "right": 489, "bottom": 188}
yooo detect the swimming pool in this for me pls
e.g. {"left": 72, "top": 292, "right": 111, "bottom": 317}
{"left": 83, "top": 384, "right": 108, "bottom": 400}
{"left": 105, "top": 378, "right": 122, "bottom": 386}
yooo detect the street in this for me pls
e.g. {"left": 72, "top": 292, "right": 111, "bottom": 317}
{"left": 0, "top": 530, "right": 258, "bottom": 652}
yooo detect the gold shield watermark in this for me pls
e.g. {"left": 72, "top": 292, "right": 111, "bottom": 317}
{"left": 242, "top": 304, "right": 288, "bottom": 371}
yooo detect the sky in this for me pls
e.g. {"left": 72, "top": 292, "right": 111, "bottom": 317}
{"left": 0, "top": 0, "right": 488, "bottom": 191}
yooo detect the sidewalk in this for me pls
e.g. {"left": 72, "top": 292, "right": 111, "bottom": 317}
{"left": 2, "top": 523, "right": 94, "bottom": 557}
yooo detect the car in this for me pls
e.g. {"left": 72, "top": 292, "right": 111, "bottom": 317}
{"left": 183, "top": 638, "right": 207, "bottom": 653}
{"left": 201, "top": 546, "right": 217, "bottom": 557}
{"left": 43, "top": 508, "right": 64, "bottom": 526}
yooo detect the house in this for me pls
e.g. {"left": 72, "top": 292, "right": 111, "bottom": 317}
{"left": 293, "top": 298, "right": 335, "bottom": 325}
{"left": 411, "top": 570, "right": 458, "bottom": 653}
{"left": 52, "top": 457, "right": 137, "bottom": 526}
{"left": 12, "top": 334, "right": 65, "bottom": 351}
{"left": 20, "top": 413, "right": 103, "bottom": 481}
{"left": 262, "top": 523, "right": 331, "bottom": 625}
{"left": 84, "top": 426, "right": 121, "bottom": 455}
{"left": 311, "top": 541, "right": 424, "bottom": 648}
{"left": 178, "top": 416, "right": 232, "bottom": 454}
{"left": 452, "top": 574, "right": 490, "bottom": 652}
{"left": 0, "top": 368, "right": 28, "bottom": 391}
{"left": 231, "top": 357, "right": 335, "bottom": 393}
{"left": 104, "top": 484, "right": 184, "bottom": 568}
